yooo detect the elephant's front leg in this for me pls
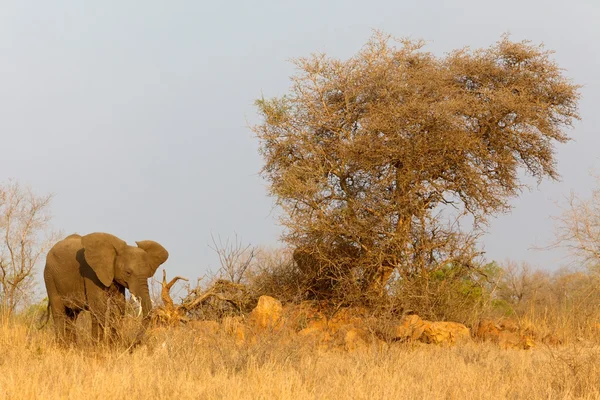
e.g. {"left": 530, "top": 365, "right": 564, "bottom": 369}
{"left": 108, "top": 286, "right": 126, "bottom": 344}
{"left": 90, "top": 291, "right": 126, "bottom": 344}
{"left": 90, "top": 314, "right": 101, "bottom": 342}
{"left": 88, "top": 291, "right": 110, "bottom": 343}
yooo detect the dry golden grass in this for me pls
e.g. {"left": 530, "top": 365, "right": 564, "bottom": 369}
{"left": 2, "top": 318, "right": 600, "bottom": 400}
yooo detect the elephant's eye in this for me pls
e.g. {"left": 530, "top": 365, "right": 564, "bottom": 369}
{"left": 125, "top": 269, "right": 132, "bottom": 276}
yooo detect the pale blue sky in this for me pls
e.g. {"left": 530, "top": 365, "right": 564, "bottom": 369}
{"left": 1, "top": 1, "right": 598, "bottom": 291}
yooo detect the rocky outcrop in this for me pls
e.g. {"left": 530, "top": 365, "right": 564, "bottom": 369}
{"left": 178, "top": 296, "right": 561, "bottom": 352}
{"left": 421, "top": 321, "right": 471, "bottom": 345}
{"left": 389, "top": 314, "right": 470, "bottom": 345}
{"left": 474, "top": 318, "right": 541, "bottom": 349}
{"left": 392, "top": 314, "right": 428, "bottom": 341}
{"left": 248, "top": 296, "right": 283, "bottom": 330}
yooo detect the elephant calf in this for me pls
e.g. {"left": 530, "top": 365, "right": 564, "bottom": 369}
{"left": 43, "top": 232, "right": 168, "bottom": 344}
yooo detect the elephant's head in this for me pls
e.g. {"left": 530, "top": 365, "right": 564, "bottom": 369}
{"left": 81, "top": 232, "right": 169, "bottom": 320}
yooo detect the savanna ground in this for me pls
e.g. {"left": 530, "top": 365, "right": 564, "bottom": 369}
{"left": 2, "top": 303, "right": 600, "bottom": 400}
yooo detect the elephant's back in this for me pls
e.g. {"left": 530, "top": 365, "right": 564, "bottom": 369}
{"left": 47, "top": 235, "right": 83, "bottom": 263}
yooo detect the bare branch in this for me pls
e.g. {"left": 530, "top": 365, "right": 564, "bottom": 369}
{"left": 209, "top": 233, "right": 256, "bottom": 284}
{"left": 160, "top": 269, "right": 188, "bottom": 309}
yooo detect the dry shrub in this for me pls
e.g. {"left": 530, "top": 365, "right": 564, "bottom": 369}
{"left": 384, "top": 262, "right": 497, "bottom": 327}
{"left": 246, "top": 247, "right": 307, "bottom": 303}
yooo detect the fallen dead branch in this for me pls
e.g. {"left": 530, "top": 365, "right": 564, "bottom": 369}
{"left": 152, "top": 273, "right": 258, "bottom": 326}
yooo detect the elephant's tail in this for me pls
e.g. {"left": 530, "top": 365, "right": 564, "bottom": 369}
{"left": 36, "top": 302, "right": 51, "bottom": 330}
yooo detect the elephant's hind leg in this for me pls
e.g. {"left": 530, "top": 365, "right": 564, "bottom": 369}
{"left": 49, "top": 301, "right": 67, "bottom": 343}
{"left": 45, "top": 276, "right": 80, "bottom": 345}
{"left": 44, "top": 273, "right": 69, "bottom": 345}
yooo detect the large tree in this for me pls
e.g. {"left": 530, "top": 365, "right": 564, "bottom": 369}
{"left": 253, "top": 33, "right": 580, "bottom": 300}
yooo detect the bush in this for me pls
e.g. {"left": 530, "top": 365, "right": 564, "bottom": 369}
{"left": 246, "top": 247, "right": 307, "bottom": 304}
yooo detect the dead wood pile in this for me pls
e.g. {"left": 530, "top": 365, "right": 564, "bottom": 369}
{"left": 152, "top": 271, "right": 258, "bottom": 325}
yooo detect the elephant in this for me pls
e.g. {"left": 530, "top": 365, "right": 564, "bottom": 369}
{"left": 43, "top": 232, "right": 168, "bottom": 345}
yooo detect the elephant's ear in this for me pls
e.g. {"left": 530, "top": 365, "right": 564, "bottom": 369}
{"left": 82, "top": 233, "right": 127, "bottom": 287}
{"left": 136, "top": 240, "right": 169, "bottom": 276}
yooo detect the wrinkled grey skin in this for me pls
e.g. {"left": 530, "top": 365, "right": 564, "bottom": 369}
{"left": 43, "top": 232, "right": 168, "bottom": 344}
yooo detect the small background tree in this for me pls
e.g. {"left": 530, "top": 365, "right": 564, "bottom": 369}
{"left": 552, "top": 174, "right": 600, "bottom": 272}
{"left": 253, "top": 32, "right": 580, "bottom": 304}
{"left": 0, "top": 181, "right": 58, "bottom": 317}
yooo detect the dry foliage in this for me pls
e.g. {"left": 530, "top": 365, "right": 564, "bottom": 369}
{"left": 253, "top": 32, "right": 580, "bottom": 301}
{"left": 0, "top": 181, "right": 58, "bottom": 317}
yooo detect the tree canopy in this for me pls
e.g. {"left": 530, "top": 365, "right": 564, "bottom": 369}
{"left": 253, "top": 32, "right": 580, "bottom": 300}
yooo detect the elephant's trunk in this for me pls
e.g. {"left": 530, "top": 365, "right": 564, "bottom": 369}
{"left": 131, "top": 278, "right": 152, "bottom": 346}
{"left": 138, "top": 280, "right": 152, "bottom": 320}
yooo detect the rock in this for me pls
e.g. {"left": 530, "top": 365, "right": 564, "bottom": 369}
{"left": 474, "top": 319, "right": 501, "bottom": 342}
{"left": 249, "top": 295, "right": 283, "bottom": 330}
{"left": 298, "top": 325, "right": 331, "bottom": 340}
{"left": 292, "top": 306, "right": 384, "bottom": 352}
{"left": 474, "top": 318, "right": 540, "bottom": 349}
{"left": 498, "top": 318, "right": 519, "bottom": 333}
{"left": 393, "top": 314, "right": 427, "bottom": 341}
{"left": 420, "top": 321, "right": 471, "bottom": 345}
{"left": 327, "top": 326, "right": 372, "bottom": 352}
{"left": 327, "top": 307, "right": 370, "bottom": 334}
{"left": 498, "top": 331, "right": 520, "bottom": 349}
{"left": 293, "top": 307, "right": 331, "bottom": 350}
{"left": 288, "top": 303, "right": 328, "bottom": 332}
{"left": 343, "top": 327, "right": 370, "bottom": 352}
{"left": 498, "top": 331, "right": 535, "bottom": 350}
